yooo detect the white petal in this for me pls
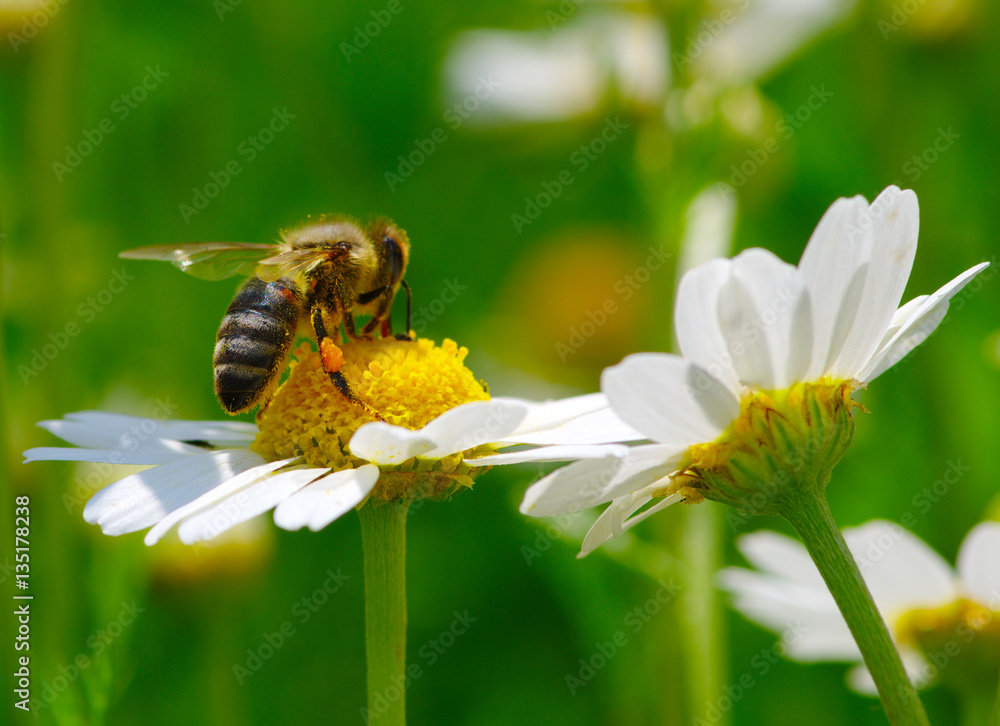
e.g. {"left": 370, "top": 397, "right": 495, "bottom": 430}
{"left": 349, "top": 423, "right": 436, "bottom": 466}
{"left": 520, "top": 456, "right": 622, "bottom": 517}
{"left": 274, "top": 465, "right": 380, "bottom": 532}
{"left": 466, "top": 443, "right": 629, "bottom": 466}
{"left": 736, "top": 529, "right": 827, "bottom": 590}
{"left": 500, "top": 406, "right": 647, "bottom": 446}
{"left": 717, "top": 248, "right": 812, "bottom": 388}
{"left": 501, "top": 393, "right": 607, "bottom": 436}
{"left": 579, "top": 494, "right": 649, "bottom": 557}
{"left": 830, "top": 188, "right": 920, "bottom": 378}
{"left": 870, "top": 295, "right": 929, "bottom": 355}
{"left": 843, "top": 520, "right": 956, "bottom": 612}
{"left": 797, "top": 195, "right": 873, "bottom": 379}
{"left": 578, "top": 488, "right": 684, "bottom": 557}
{"left": 957, "top": 522, "right": 1000, "bottom": 606}
{"left": 675, "top": 259, "right": 742, "bottom": 392}
{"left": 177, "top": 467, "right": 329, "bottom": 543}
{"left": 143, "top": 458, "right": 296, "bottom": 545}
{"left": 599, "top": 443, "right": 686, "bottom": 502}
{"left": 519, "top": 443, "right": 684, "bottom": 518}
{"left": 861, "top": 301, "right": 949, "bottom": 383}
{"left": 602, "top": 353, "right": 738, "bottom": 446}
{"left": 49, "top": 412, "right": 256, "bottom": 448}
{"left": 419, "top": 400, "right": 529, "bottom": 459}
{"left": 719, "top": 567, "right": 856, "bottom": 661}
{"left": 83, "top": 449, "right": 265, "bottom": 536}
{"left": 614, "top": 491, "right": 683, "bottom": 532}
{"left": 351, "top": 400, "right": 530, "bottom": 465}
{"left": 23, "top": 444, "right": 198, "bottom": 466}
{"left": 859, "top": 262, "right": 989, "bottom": 382}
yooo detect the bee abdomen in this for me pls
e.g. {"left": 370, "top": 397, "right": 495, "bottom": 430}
{"left": 214, "top": 277, "right": 302, "bottom": 414}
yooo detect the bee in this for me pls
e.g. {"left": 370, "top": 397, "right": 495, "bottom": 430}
{"left": 120, "top": 216, "right": 412, "bottom": 416}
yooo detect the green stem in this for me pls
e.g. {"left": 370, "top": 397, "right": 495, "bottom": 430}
{"left": 992, "top": 661, "right": 1000, "bottom": 726}
{"left": 359, "top": 500, "right": 409, "bottom": 726}
{"left": 779, "top": 488, "right": 929, "bottom": 726}
{"left": 678, "top": 505, "right": 728, "bottom": 725}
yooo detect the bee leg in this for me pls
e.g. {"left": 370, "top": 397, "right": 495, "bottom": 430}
{"left": 311, "top": 307, "right": 382, "bottom": 421}
{"left": 341, "top": 308, "right": 359, "bottom": 340}
{"left": 396, "top": 280, "right": 414, "bottom": 341}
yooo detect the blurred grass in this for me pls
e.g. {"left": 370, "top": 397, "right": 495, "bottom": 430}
{"left": 2, "top": 0, "right": 999, "bottom": 724}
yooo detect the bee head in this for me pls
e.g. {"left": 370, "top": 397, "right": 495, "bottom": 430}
{"left": 369, "top": 219, "right": 410, "bottom": 286}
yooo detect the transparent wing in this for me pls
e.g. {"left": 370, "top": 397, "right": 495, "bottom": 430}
{"left": 119, "top": 242, "right": 279, "bottom": 281}
{"left": 255, "top": 245, "right": 351, "bottom": 283}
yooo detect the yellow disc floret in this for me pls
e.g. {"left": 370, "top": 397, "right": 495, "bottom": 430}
{"left": 252, "top": 337, "right": 491, "bottom": 501}
{"left": 895, "top": 599, "right": 1000, "bottom": 691}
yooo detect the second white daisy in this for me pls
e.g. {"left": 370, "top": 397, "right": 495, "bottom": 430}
{"left": 512, "top": 185, "right": 989, "bottom": 555}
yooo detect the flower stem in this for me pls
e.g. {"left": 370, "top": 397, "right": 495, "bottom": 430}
{"left": 678, "top": 505, "right": 728, "bottom": 725}
{"left": 359, "top": 500, "right": 409, "bottom": 726}
{"left": 779, "top": 487, "right": 929, "bottom": 726}
{"left": 992, "top": 662, "right": 1000, "bottom": 726}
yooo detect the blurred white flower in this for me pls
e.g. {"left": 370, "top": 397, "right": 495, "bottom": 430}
{"left": 689, "top": 0, "right": 858, "bottom": 83}
{"left": 719, "top": 520, "right": 1000, "bottom": 693}
{"left": 444, "top": 12, "right": 668, "bottom": 123}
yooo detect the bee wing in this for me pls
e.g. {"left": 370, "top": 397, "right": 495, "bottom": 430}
{"left": 120, "top": 242, "right": 279, "bottom": 281}
{"left": 254, "top": 244, "right": 351, "bottom": 283}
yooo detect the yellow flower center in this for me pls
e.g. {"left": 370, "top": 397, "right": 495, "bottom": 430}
{"left": 665, "top": 379, "right": 862, "bottom": 515}
{"left": 895, "top": 599, "right": 1000, "bottom": 690}
{"left": 252, "top": 337, "right": 492, "bottom": 501}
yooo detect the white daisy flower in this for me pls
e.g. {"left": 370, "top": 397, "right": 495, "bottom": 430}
{"left": 514, "top": 185, "right": 989, "bottom": 555}
{"left": 719, "top": 520, "right": 1000, "bottom": 694}
{"left": 444, "top": 11, "right": 668, "bottom": 124}
{"left": 25, "top": 337, "right": 642, "bottom": 546}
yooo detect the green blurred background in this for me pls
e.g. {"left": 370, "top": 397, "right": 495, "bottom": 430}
{"left": 2, "top": 0, "right": 998, "bottom": 724}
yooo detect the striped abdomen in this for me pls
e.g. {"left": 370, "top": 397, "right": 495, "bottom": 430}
{"left": 214, "top": 276, "right": 302, "bottom": 414}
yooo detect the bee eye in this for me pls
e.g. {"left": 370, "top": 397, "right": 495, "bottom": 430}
{"left": 384, "top": 236, "right": 405, "bottom": 283}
